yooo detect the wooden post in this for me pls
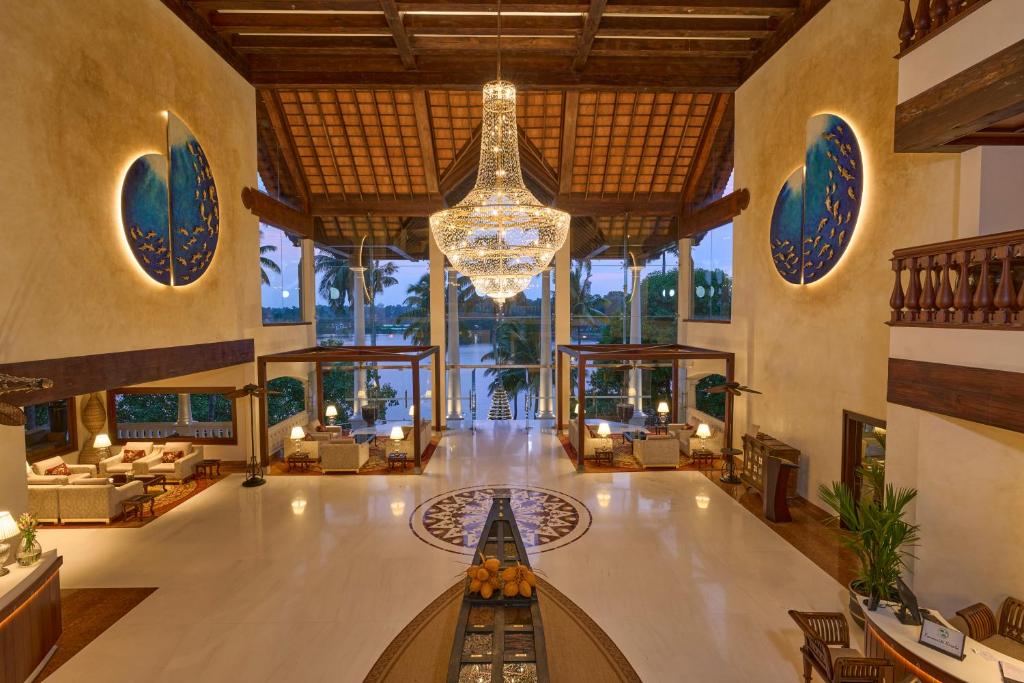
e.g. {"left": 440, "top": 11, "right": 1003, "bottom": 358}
{"left": 723, "top": 354, "right": 735, "bottom": 453}
{"left": 556, "top": 349, "right": 564, "bottom": 431}
{"left": 577, "top": 357, "right": 586, "bottom": 473}
{"left": 412, "top": 359, "right": 422, "bottom": 473}
{"left": 258, "top": 358, "right": 269, "bottom": 466}
{"left": 315, "top": 361, "right": 325, "bottom": 424}
{"left": 432, "top": 348, "right": 442, "bottom": 431}
{"left": 671, "top": 358, "right": 679, "bottom": 424}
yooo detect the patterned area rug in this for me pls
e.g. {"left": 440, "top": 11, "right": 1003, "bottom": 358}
{"left": 558, "top": 434, "right": 721, "bottom": 474}
{"left": 46, "top": 474, "right": 226, "bottom": 528}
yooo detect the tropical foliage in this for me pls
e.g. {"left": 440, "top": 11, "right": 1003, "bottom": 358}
{"left": 483, "top": 304, "right": 541, "bottom": 418}
{"left": 260, "top": 243, "right": 280, "bottom": 286}
{"left": 396, "top": 274, "right": 431, "bottom": 345}
{"left": 321, "top": 367, "right": 398, "bottom": 424}
{"left": 695, "top": 374, "right": 727, "bottom": 421}
{"left": 267, "top": 376, "right": 306, "bottom": 426}
{"left": 114, "top": 392, "right": 232, "bottom": 423}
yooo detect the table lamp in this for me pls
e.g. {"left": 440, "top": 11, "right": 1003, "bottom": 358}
{"left": 696, "top": 423, "right": 712, "bottom": 450}
{"left": 596, "top": 422, "right": 611, "bottom": 438}
{"left": 324, "top": 404, "right": 338, "bottom": 426}
{"left": 93, "top": 433, "right": 112, "bottom": 460}
{"left": 573, "top": 403, "right": 579, "bottom": 416}
{"left": 390, "top": 425, "right": 405, "bottom": 450}
{"left": 408, "top": 404, "right": 415, "bottom": 418}
{"left": 656, "top": 401, "right": 669, "bottom": 430}
{"left": 0, "top": 512, "right": 18, "bottom": 576}
{"left": 289, "top": 425, "right": 306, "bottom": 456}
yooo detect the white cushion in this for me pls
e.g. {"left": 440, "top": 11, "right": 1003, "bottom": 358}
{"left": 162, "top": 441, "right": 192, "bottom": 455}
{"left": 26, "top": 461, "right": 32, "bottom": 475}
{"left": 32, "top": 455, "right": 66, "bottom": 476}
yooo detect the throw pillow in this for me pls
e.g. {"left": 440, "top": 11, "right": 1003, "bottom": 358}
{"left": 45, "top": 462, "right": 72, "bottom": 476}
{"left": 121, "top": 449, "right": 146, "bottom": 463}
{"left": 161, "top": 450, "right": 184, "bottom": 463}
{"left": 316, "top": 425, "right": 326, "bottom": 432}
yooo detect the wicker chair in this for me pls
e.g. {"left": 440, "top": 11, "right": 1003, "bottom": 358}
{"left": 954, "top": 598, "right": 1024, "bottom": 659}
{"left": 788, "top": 611, "right": 892, "bottom": 683}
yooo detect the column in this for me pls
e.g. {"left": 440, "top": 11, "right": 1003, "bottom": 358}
{"left": 351, "top": 266, "right": 367, "bottom": 421}
{"left": 536, "top": 267, "right": 554, "bottom": 419}
{"left": 428, "top": 232, "right": 447, "bottom": 429}
{"left": 628, "top": 264, "right": 644, "bottom": 418}
{"left": 445, "top": 268, "right": 463, "bottom": 420}
{"left": 677, "top": 237, "right": 693, "bottom": 419}
{"left": 175, "top": 393, "right": 193, "bottom": 427}
{"left": 554, "top": 240, "right": 571, "bottom": 427}
{"left": 300, "top": 239, "right": 315, "bottom": 327}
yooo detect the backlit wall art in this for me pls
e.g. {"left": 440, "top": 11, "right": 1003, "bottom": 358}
{"left": 121, "top": 113, "right": 219, "bottom": 285}
{"left": 769, "top": 114, "right": 862, "bottom": 284}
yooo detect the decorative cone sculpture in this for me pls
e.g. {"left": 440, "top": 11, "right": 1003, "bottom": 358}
{"left": 488, "top": 387, "right": 513, "bottom": 420}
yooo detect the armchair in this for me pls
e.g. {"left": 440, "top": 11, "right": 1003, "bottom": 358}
{"left": 788, "top": 610, "right": 892, "bottom": 683}
{"left": 143, "top": 442, "right": 203, "bottom": 482}
{"left": 58, "top": 480, "right": 144, "bottom": 523}
{"left": 320, "top": 439, "right": 369, "bottom": 473}
{"left": 568, "top": 420, "right": 613, "bottom": 460}
{"left": 635, "top": 433, "right": 679, "bottom": 469}
{"left": 951, "top": 598, "right": 1024, "bottom": 660}
{"left": 27, "top": 485, "right": 61, "bottom": 524}
{"left": 27, "top": 456, "right": 96, "bottom": 485}
{"left": 99, "top": 441, "right": 154, "bottom": 475}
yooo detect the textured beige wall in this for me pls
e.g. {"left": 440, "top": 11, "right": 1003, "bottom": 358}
{"left": 683, "top": 0, "right": 960, "bottom": 499}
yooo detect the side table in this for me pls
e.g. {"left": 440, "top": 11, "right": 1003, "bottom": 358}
{"left": 690, "top": 448, "right": 715, "bottom": 470}
{"left": 196, "top": 459, "right": 221, "bottom": 479}
{"left": 387, "top": 452, "right": 410, "bottom": 470}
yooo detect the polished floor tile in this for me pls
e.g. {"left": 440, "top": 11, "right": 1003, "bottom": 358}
{"left": 40, "top": 422, "right": 848, "bottom": 682}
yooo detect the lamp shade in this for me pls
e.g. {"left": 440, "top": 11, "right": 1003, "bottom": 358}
{"left": 324, "top": 405, "right": 338, "bottom": 418}
{"left": 424, "top": 389, "right": 432, "bottom": 399}
{"left": 390, "top": 426, "right": 405, "bottom": 441}
{"left": 357, "top": 389, "right": 367, "bottom": 399}
{"left": 408, "top": 405, "right": 415, "bottom": 417}
{"left": 93, "top": 433, "right": 112, "bottom": 448}
{"left": 0, "top": 512, "right": 17, "bottom": 540}
{"left": 290, "top": 426, "right": 306, "bottom": 440}
{"left": 695, "top": 423, "right": 712, "bottom": 439}
{"left": 573, "top": 404, "right": 579, "bottom": 415}
{"left": 656, "top": 401, "right": 669, "bottom": 415}
{"left": 596, "top": 422, "right": 611, "bottom": 437}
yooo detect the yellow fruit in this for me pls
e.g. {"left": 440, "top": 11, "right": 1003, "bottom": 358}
{"left": 519, "top": 581, "right": 532, "bottom": 598}
{"left": 501, "top": 567, "right": 518, "bottom": 582}
{"left": 467, "top": 565, "right": 479, "bottom": 578}
{"left": 523, "top": 570, "right": 537, "bottom": 587}
{"left": 469, "top": 578, "right": 482, "bottom": 592}
{"left": 480, "top": 583, "right": 494, "bottom": 599}
{"left": 503, "top": 582, "right": 519, "bottom": 597}
{"left": 489, "top": 575, "right": 501, "bottom": 588}
{"left": 476, "top": 568, "right": 490, "bottom": 582}
{"left": 483, "top": 558, "right": 500, "bottom": 573}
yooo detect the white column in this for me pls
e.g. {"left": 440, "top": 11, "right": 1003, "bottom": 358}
{"left": 445, "top": 268, "right": 463, "bottom": 420}
{"left": 677, "top": 237, "right": 693, "bottom": 418}
{"left": 536, "top": 267, "right": 554, "bottom": 418}
{"left": 554, "top": 241, "right": 570, "bottom": 426}
{"left": 300, "top": 239, "right": 315, "bottom": 326}
{"left": 176, "top": 393, "right": 193, "bottom": 427}
{"left": 351, "top": 266, "right": 367, "bottom": 413}
{"left": 628, "top": 264, "right": 644, "bottom": 417}
{"left": 428, "top": 234, "right": 447, "bottom": 430}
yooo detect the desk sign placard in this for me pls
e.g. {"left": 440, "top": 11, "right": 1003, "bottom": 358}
{"left": 919, "top": 619, "right": 966, "bottom": 660}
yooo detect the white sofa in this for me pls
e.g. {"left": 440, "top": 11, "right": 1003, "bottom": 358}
{"left": 27, "top": 485, "right": 62, "bottom": 523}
{"left": 635, "top": 433, "right": 680, "bottom": 469}
{"left": 27, "top": 456, "right": 96, "bottom": 485}
{"left": 57, "top": 480, "right": 144, "bottom": 524}
{"left": 319, "top": 439, "right": 369, "bottom": 473}
{"left": 137, "top": 441, "right": 203, "bottom": 481}
{"left": 99, "top": 441, "right": 155, "bottom": 475}
{"left": 567, "top": 420, "right": 613, "bottom": 460}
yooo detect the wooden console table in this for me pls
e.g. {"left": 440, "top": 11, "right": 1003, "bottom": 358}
{"left": 741, "top": 433, "right": 800, "bottom": 499}
{"left": 0, "top": 551, "right": 62, "bottom": 683}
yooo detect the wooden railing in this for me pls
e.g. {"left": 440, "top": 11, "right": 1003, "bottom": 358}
{"left": 897, "top": 0, "right": 991, "bottom": 54}
{"left": 889, "top": 229, "right": 1024, "bottom": 329}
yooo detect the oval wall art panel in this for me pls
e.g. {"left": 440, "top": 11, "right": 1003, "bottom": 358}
{"left": 120, "top": 113, "right": 219, "bottom": 286}
{"left": 769, "top": 113, "right": 863, "bottom": 285}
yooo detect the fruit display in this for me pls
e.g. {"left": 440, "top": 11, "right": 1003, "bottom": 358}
{"left": 466, "top": 554, "right": 537, "bottom": 600}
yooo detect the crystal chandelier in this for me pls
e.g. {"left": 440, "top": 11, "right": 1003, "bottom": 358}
{"left": 429, "top": 6, "right": 569, "bottom": 303}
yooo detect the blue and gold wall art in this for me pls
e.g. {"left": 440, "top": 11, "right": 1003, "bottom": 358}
{"left": 121, "top": 113, "right": 219, "bottom": 285}
{"left": 769, "top": 113, "right": 862, "bottom": 284}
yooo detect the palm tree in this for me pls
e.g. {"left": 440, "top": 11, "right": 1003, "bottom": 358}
{"left": 313, "top": 250, "right": 352, "bottom": 316}
{"left": 367, "top": 259, "right": 399, "bottom": 345}
{"left": 483, "top": 305, "right": 540, "bottom": 418}
{"left": 397, "top": 274, "right": 430, "bottom": 345}
{"left": 259, "top": 241, "right": 281, "bottom": 286}
{"left": 569, "top": 260, "right": 605, "bottom": 343}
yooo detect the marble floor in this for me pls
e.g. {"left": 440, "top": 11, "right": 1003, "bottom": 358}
{"left": 40, "top": 422, "right": 850, "bottom": 682}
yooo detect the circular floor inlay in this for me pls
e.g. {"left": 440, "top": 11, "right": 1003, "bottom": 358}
{"left": 410, "top": 485, "right": 591, "bottom": 555}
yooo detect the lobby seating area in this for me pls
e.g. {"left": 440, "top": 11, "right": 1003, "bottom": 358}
{"left": 950, "top": 597, "right": 1024, "bottom": 660}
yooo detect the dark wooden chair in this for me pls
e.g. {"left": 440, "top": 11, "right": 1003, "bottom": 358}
{"left": 788, "top": 610, "right": 892, "bottom": 683}
{"left": 955, "top": 597, "right": 1024, "bottom": 653}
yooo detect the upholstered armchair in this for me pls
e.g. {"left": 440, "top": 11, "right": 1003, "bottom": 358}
{"left": 142, "top": 442, "right": 203, "bottom": 481}
{"left": 635, "top": 433, "right": 679, "bottom": 468}
{"left": 667, "top": 423, "right": 695, "bottom": 454}
{"left": 27, "top": 457, "right": 96, "bottom": 485}
{"left": 951, "top": 598, "right": 1024, "bottom": 660}
{"left": 320, "top": 439, "right": 369, "bottom": 473}
{"left": 27, "top": 485, "right": 62, "bottom": 524}
{"left": 99, "top": 441, "right": 154, "bottom": 475}
{"left": 788, "top": 610, "right": 892, "bottom": 683}
{"left": 58, "top": 480, "right": 144, "bottom": 523}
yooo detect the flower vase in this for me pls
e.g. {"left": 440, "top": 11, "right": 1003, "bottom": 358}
{"left": 17, "top": 537, "right": 42, "bottom": 566}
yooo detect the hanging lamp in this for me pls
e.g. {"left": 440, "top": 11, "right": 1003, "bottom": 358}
{"left": 428, "top": 1, "right": 569, "bottom": 304}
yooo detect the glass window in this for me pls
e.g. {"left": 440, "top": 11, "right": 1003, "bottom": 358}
{"left": 24, "top": 398, "right": 76, "bottom": 460}
{"left": 690, "top": 223, "right": 732, "bottom": 321}
{"left": 267, "top": 377, "right": 306, "bottom": 426}
{"left": 260, "top": 223, "right": 303, "bottom": 324}
{"left": 109, "top": 388, "right": 236, "bottom": 444}
{"left": 695, "top": 374, "right": 727, "bottom": 421}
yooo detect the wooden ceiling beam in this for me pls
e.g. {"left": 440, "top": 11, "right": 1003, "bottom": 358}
{"left": 379, "top": 0, "right": 417, "bottom": 68}
{"left": 573, "top": 0, "right": 608, "bottom": 71}
{"left": 159, "top": 0, "right": 250, "bottom": 78}
{"left": 207, "top": 11, "right": 388, "bottom": 33}
{"left": 743, "top": 0, "right": 830, "bottom": 80}
{"left": 313, "top": 197, "right": 446, "bottom": 216}
{"left": 439, "top": 126, "right": 482, "bottom": 197}
{"left": 258, "top": 89, "right": 311, "bottom": 210}
{"left": 411, "top": 89, "right": 441, "bottom": 194}
{"left": 189, "top": 0, "right": 380, "bottom": 9}
{"left": 310, "top": 192, "right": 683, "bottom": 217}
{"left": 558, "top": 91, "right": 579, "bottom": 195}
{"left": 677, "top": 188, "right": 749, "bottom": 238}
{"left": 680, "top": 92, "right": 730, "bottom": 207}
{"left": 242, "top": 188, "right": 315, "bottom": 239}
{"left": 600, "top": 0, "right": 799, "bottom": 15}
{"left": 589, "top": 38, "right": 756, "bottom": 58}
{"left": 597, "top": 15, "right": 773, "bottom": 38}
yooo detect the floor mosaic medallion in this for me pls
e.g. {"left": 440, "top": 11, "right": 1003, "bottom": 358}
{"left": 410, "top": 485, "right": 592, "bottom": 555}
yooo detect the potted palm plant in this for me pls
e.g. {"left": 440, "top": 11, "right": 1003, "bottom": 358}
{"left": 818, "top": 471, "right": 919, "bottom": 628}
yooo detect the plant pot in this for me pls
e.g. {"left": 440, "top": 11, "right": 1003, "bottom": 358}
{"left": 17, "top": 537, "right": 42, "bottom": 567}
{"left": 847, "top": 580, "right": 869, "bottom": 629}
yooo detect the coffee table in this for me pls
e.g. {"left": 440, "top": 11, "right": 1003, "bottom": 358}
{"left": 196, "top": 459, "right": 221, "bottom": 479}
{"left": 387, "top": 452, "right": 410, "bottom": 471}
{"left": 690, "top": 448, "right": 715, "bottom": 470}
{"left": 134, "top": 474, "right": 167, "bottom": 492}
{"left": 121, "top": 493, "right": 159, "bottom": 521}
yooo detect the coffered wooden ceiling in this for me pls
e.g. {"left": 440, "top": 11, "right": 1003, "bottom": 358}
{"left": 162, "top": 0, "right": 829, "bottom": 258}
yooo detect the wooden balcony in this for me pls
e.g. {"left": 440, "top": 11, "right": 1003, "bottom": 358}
{"left": 888, "top": 229, "right": 1024, "bottom": 329}
{"left": 897, "top": 0, "right": 992, "bottom": 55}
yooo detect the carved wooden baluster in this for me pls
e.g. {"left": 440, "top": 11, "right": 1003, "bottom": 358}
{"left": 993, "top": 245, "right": 1016, "bottom": 324}
{"left": 906, "top": 256, "right": 922, "bottom": 321}
{"left": 946, "top": 0, "right": 962, "bottom": 19}
{"left": 898, "top": 0, "right": 915, "bottom": 50}
{"left": 954, "top": 249, "right": 973, "bottom": 323}
{"left": 914, "top": 0, "right": 932, "bottom": 41}
{"left": 935, "top": 252, "right": 955, "bottom": 323}
{"left": 889, "top": 257, "right": 906, "bottom": 322}
{"left": 972, "top": 247, "right": 994, "bottom": 324}
{"left": 929, "top": 0, "right": 947, "bottom": 27}
{"left": 919, "top": 255, "right": 937, "bottom": 321}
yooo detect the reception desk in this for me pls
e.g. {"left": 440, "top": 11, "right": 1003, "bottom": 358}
{"left": 865, "top": 600, "right": 1024, "bottom": 683}
{"left": 0, "top": 551, "right": 62, "bottom": 683}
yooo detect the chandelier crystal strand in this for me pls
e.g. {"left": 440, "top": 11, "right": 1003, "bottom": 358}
{"left": 428, "top": 3, "right": 569, "bottom": 303}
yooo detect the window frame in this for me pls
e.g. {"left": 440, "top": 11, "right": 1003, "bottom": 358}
{"left": 106, "top": 386, "right": 239, "bottom": 445}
